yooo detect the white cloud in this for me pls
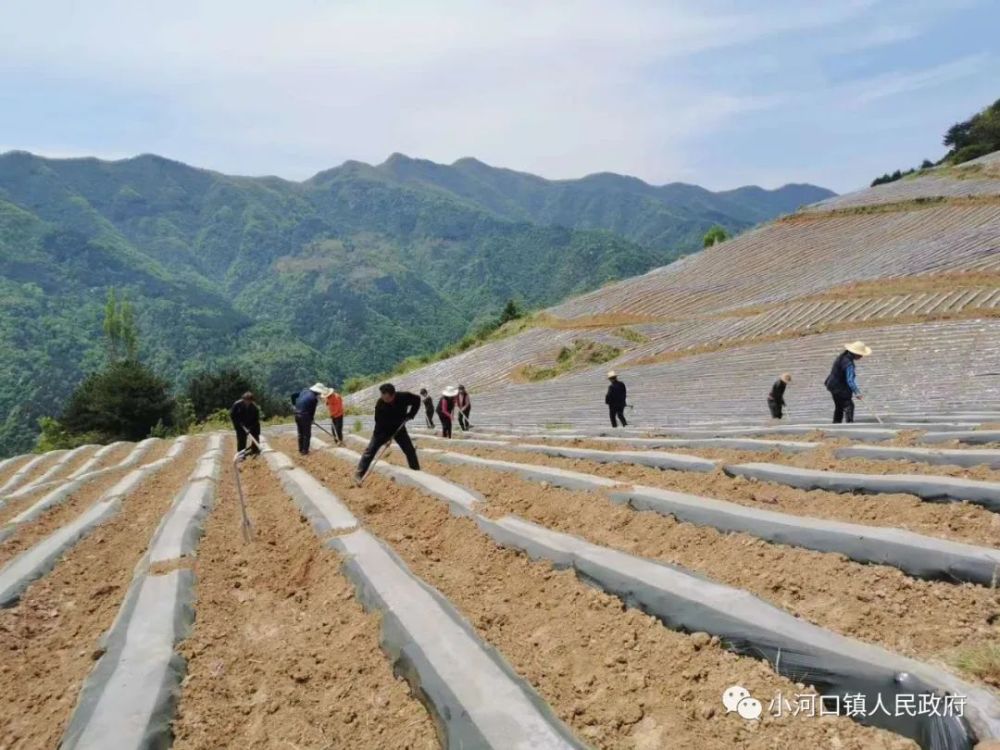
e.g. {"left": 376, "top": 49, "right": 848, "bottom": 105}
{"left": 848, "top": 54, "right": 991, "bottom": 106}
{"left": 0, "top": 0, "right": 994, "bottom": 191}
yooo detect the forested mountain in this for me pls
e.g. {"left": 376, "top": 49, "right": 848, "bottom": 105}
{"left": 0, "top": 150, "right": 832, "bottom": 454}
{"left": 317, "top": 154, "right": 833, "bottom": 251}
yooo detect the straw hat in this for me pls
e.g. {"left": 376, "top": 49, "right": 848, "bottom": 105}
{"left": 309, "top": 382, "right": 331, "bottom": 397}
{"left": 607, "top": 370, "right": 617, "bottom": 379}
{"left": 442, "top": 386, "right": 459, "bottom": 397}
{"left": 844, "top": 341, "right": 872, "bottom": 357}
{"left": 780, "top": 373, "right": 792, "bottom": 383}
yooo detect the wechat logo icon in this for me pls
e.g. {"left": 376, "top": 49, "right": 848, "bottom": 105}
{"left": 722, "top": 685, "right": 763, "bottom": 720}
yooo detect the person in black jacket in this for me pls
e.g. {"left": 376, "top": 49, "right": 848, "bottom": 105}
{"left": 420, "top": 388, "right": 435, "bottom": 429}
{"left": 230, "top": 391, "right": 261, "bottom": 456}
{"left": 355, "top": 383, "right": 422, "bottom": 482}
{"left": 767, "top": 373, "right": 792, "bottom": 420}
{"left": 825, "top": 341, "right": 871, "bottom": 423}
{"left": 293, "top": 383, "right": 325, "bottom": 455}
{"left": 605, "top": 370, "right": 628, "bottom": 427}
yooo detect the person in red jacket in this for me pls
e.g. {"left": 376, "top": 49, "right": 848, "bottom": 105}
{"left": 437, "top": 386, "right": 458, "bottom": 438}
{"left": 326, "top": 386, "right": 344, "bottom": 443}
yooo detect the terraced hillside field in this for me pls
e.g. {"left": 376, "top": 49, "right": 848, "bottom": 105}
{"left": 4, "top": 154, "right": 1000, "bottom": 749}
{"left": 7, "top": 410, "right": 1000, "bottom": 749}
{"left": 347, "top": 151, "right": 1000, "bottom": 429}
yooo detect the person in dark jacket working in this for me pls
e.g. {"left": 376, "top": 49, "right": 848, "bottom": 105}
{"left": 355, "top": 383, "right": 422, "bottom": 482}
{"left": 456, "top": 384, "right": 472, "bottom": 431}
{"left": 825, "top": 341, "right": 871, "bottom": 423}
{"left": 437, "top": 386, "right": 458, "bottom": 438}
{"left": 420, "top": 388, "right": 435, "bottom": 429}
{"left": 605, "top": 370, "right": 628, "bottom": 427}
{"left": 293, "top": 383, "right": 325, "bottom": 455}
{"left": 230, "top": 391, "right": 261, "bottom": 456}
{"left": 767, "top": 373, "right": 792, "bottom": 420}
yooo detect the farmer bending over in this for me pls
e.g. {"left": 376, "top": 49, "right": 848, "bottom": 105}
{"left": 230, "top": 391, "right": 261, "bottom": 456}
{"left": 355, "top": 383, "right": 421, "bottom": 482}
{"left": 767, "top": 373, "right": 792, "bottom": 420}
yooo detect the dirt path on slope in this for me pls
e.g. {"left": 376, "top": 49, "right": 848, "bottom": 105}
{"left": 0, "top": 437, "right": 201, "bottom": 750}
{"left": 171, "top": 442, "right": 437, "bottom": 750}
{"left": 415, "top": 457, "right": 1000, "bottom": 679}
{"left": 287, "top": 439, "right": 914, "bottom": 750}
{"left": 435, "top": 444, "right": 1000, "bottom": 548}
{"left": 0, "top": 441, "right": 173, "bottom": 565}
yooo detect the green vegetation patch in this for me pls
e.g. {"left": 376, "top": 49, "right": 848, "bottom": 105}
{"left": 522, "top": 339, "right": 622, "bottom": 382}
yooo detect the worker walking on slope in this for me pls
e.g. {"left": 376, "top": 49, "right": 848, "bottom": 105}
{"left": 420, "top": 388, "right": 435, "bottom": 429}
{"left": 456, "top": 384, "right": 472, "bottom": 431}
{"left": 230, "top": 391, "right": 261, "bottom": 456}
{"left": 437, "top": 386, "right": 458, "bottom": 438}
{"left": 605, "top": 370, "right": 628, "bottom": 428}
{"left": 293, "top": 383, "right": 325, "bottom": 455}
{"left": 355, "top": 383, "right": 421, "bottom": 482}
{"left": 767, "top": 373, "right": 792, "bottom": 420}
{"left": 825, "top": 341, "right": 871, "bottom": 423}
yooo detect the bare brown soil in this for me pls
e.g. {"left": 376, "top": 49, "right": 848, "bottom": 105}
{"left": 432, "top": 443, "right": 1000, "bottom": 549}
{"left": 287, "top": 437, "right": 914, "bottom": 749}
{"left": 0, "top": 443, "right": 139, "bottom": 526}
{"left": 0, "top": 451, "right": 68, "bottom": 493}
{"left": 172, "top": 440, "right": 437, "bottom": 750}
{"left": 547, "top": 438, "right": 1000, "bottom": 483}
{"left": 43, "top": 445, "right": 101, "bottom": 483}
{"left": 0, "top": 441, "right": 174, "bottom": 566}
{"left": 415, "top": 457, "right": 1000, "bottom": 675}
{"left": 0, "top": 437, "right": 200, "bottom": 750}
{"left": 0, "top": 456, "right": 33, "bottom": 487}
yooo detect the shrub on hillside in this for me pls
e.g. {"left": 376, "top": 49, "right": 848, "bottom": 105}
{"left": 60, "top": 360, "right": 176, "bottom": 442}
{"left": 702, "top": 226, "right": 729, "bottom": 247}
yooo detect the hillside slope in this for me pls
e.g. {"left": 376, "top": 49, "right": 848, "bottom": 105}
{"left": 0, "top": 151, "right": 826, "bottom": 455}
{"left": 348, "top": 153, "right": 1000, "bottom": 424}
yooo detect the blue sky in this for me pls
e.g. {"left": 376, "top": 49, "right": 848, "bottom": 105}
{"left": 1, "top": 0, "right": 996, "bottom": 193}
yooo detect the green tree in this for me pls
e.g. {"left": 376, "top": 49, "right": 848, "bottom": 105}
{"left": 498, "top": 298, "right": 525, "bottom": 325}
{"left": 103, "top": 287, "right": 139, "bottom": 362}
{"left": 186, "top": 367, "right": 256, "bottom": 422}
{"left": 186, "top": 366, "right": 291, "bottom": 421}
{"left": 60, "top": 360, "right": 176, "bottom": 441}
{"left": 944, "top": 98, "right": 1000, "bottom": 164}
{"left": 703, "top": 226, "right": 729, "bottom": 247}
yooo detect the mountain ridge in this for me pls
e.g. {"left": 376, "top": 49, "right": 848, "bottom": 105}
{"left": 0, "top": 149, "right": 833, "bottom": 455}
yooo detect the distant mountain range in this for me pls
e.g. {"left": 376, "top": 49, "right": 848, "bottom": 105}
{"left": 0, "top": 150, "right": 833, "bottom": 454}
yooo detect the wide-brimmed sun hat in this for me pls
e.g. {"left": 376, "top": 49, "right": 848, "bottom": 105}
{"left": 844, "top": 341, "right": 872, "bottom": 357}
{"left": 607, "top": 370, "right": 617, "bottom": 379}
{"left": 780, "top": 372, "right": 792, "bottom": 383}
{"left": 309, "top": 382, "right": 330, "bottom": 396}
{"left": 442, "top": 386, "right": 459, "bottom": 397}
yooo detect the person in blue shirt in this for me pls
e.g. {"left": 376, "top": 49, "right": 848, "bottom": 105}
{"left": 824, "top": 341, "right": 871, "bottom": 423}
{"left": 293, "top": 383, "right": 326, "bottom": 454}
